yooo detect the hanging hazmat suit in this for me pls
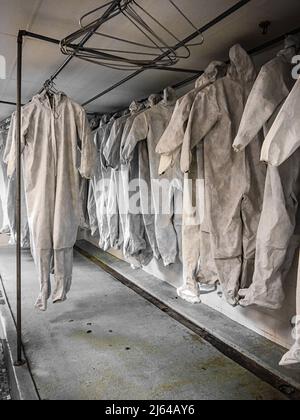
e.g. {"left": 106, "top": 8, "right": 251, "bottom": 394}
{"left": 232, "top": 37, "right": 300, "bottom": 310}
{"left": 156, "top": 61, "right": 226, "bottom": 303}
{"left": 121, "top": 88, "right": 183, "bottom": 267}
{"left": 87, "top": 126, "right": 106, "bottom": 238}
{"left": 104, "top": 112, "right": 130, "bottom": 249}
{"left": 180, "top": 45, "right": 266, "bottom": 306}
{"left": 6, "top": 91, "right": 96, "bottom": 311}
{"left": 92, "top": 118, "right": 115, "bottom": 251}
{"left": 249, "top": 78, "right": 300, "bottom": 365}
{"left": 104, "top": 101, "right": 153, "bottom": 266}
{"left": 0, "top": 128, "right": 10, "bottom": 233}
{"left": 87, "top": 116, "right": 111, "bottom": 238}
{"left": 156, "top": 61, "right": 227, "bottom": 173}
{"left": 120, "top": 95, "right": 162, "bottom": 264}
{"left": 118, "top": 101, "right": 154, "bottom": 266}
{"left": 233, "top": 36, "right": 299, "bottom": 151}
{"left": 132, "top": 94, "right": 162, "bottom": 262}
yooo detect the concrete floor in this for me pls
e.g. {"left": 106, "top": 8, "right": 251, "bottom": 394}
{"left": 0, "top": 238, "right": 287, "bottom": 400}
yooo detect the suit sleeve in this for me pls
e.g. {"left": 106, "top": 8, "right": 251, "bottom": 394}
{"left": 78, "top": 108, "right": 96, "bottom": 179}
{"left": 261, "top": 79, "right": 300, "bottom": 166}
{"left": 233, "top": 62, "right": 291, "bottom": 151}
{"left": 181, "top": 86, "right": 220, "bottom": 173}
{"left": 5, "top": 109, "right": 29, "bottom": 177}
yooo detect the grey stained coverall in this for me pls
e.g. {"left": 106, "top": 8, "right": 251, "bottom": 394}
{"left": 122, "top": 88, "right": 183, "bottom": 267}
{"left": 6, "top": 91, "right": 96, "bottom": 311}
{"left": 181, "top": 45, "right": 266, "bottom": 305}
{"left": 104, "top": 102, "right": 153, "bottom": 266}
{"left": 87, "top": 130, "right": 100, "bottom": 238}
{"left": 233, "top": 42, "right": 299, "bottom": 310}
{"left": 254, "top": 80, "right": 300, "bottom": 365}
{"left": 104, "top": 113, "right": 129, "bottom": 249}
{"left": 92, "top": 119, "right": 115, "bottom": 251}
{"left": 120, "top": 95, "right": 162, "bottom": 264}
{"left": 156, "top": 61, "right": 227, "bottom": 303}
{"left": 118, "top": 102, "right": 154, "bottom": 266}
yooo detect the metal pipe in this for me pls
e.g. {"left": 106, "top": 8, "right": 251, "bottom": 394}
{"left": 15, "top": 31, "right": 25, "bottom": 366}
{"left": 82, "top": 0, "right": 251, "bottom": 106}
{"left": 248, "top": 25, "right": 300, "bottom": 56}
{"left": 20, "top": 30, "right": 60, "bottom": 46}
{"left": 173, "top": 25, "right": 300, "bottom": 90}
{"left": 0, "top": 100, "right": 24, "bottom": 106}
{"left": 149, "top": 66, "right": 201, "bottom": 74}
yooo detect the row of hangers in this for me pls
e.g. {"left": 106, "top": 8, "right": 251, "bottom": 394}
{"left": 60, "top": 0, "right": 205, "bottom": 71}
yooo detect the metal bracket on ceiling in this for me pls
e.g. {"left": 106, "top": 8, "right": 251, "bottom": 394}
{"left": 259, "top": 21, "right": 271, "bottom": 36}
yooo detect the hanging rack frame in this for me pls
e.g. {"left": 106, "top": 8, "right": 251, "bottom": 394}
{"left": 8, "top": 0, "right": 299, "bottom": 366}
{"left": 10, "top": 0, "right": 251, "bottom": 365}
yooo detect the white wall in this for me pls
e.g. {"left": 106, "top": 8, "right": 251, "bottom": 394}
{"left": 85, "top": 229, "right": 297, "bottom": 350}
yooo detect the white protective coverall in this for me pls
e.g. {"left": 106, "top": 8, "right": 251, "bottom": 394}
{"left": 87, "top": 128, "right": 101, "bottom": 238}
{"left": 181, "top": 45, "right": 266, "bottom": 305}
{"left": 6, "top": 91, "right": 96, "bottom": 311}
{"left": 0, "top": 128, "right": 9, "bottom": 233}
{"left": 116, "top": 102, "right": 154, "bottom": 266}
{"left": 104, "top": 113, "right": 130, "bottom": 249}
{"left": 92, "top": 119, "right": 115, "bottom": 251}
{"left": 254, "top": 79, "right": 300, "bottom": 365}
{"left": 156, "top": 61, "right": 227, "bottom": 303}
{"left": 87, "top": 118, "right": 111, "bottom": 238}
{"left": 122, "top": 88, "right": 183, "bottom": 267}
{"left": 120, "top": 95, "right": 162, "bottom": 264}
{"left": 232, "top": 39, "right": 300, "bottom": 309}
{"left": 104, "top": 102, "right": 153, "bottom": 266}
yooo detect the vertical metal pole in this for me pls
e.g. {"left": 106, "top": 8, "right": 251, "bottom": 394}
{"left": 15, "top": 31, "right": 24, "bottom": 366}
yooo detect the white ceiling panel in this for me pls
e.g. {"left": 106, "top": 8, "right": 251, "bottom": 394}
{"left": 0, "top": 0, "right": 41, "bottom": 36}
{"left": 29, "top": 0, "right": 106, "bottom": 39}
{"left": 1, "top": 0, "right": 300, "bottom": 120}
{"left": 0, "top": 78, "right": 39, "bottom": 103}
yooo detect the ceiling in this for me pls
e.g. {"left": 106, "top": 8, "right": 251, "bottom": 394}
{"left": 0, "top": 0, "right": 300, "bottom": 120}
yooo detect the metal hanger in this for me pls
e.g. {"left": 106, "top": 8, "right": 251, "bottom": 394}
{"left": 43, "top": 79, "right": 59, "bottom": 96}
{"left": 60, "top": 0, "right": 205, "bottom": 71}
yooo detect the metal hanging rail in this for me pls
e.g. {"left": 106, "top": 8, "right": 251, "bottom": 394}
{"left": 10, "top": 0, "right": 299, "bottom": 366}
{"left": 11, "top": 0, "right": 252, "bottom": 365}
{"left": 2, "top": 18, "right": 300, "bottom": 113}
{"left": 173, "top": 24, "right": 300, "bottom": 91}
